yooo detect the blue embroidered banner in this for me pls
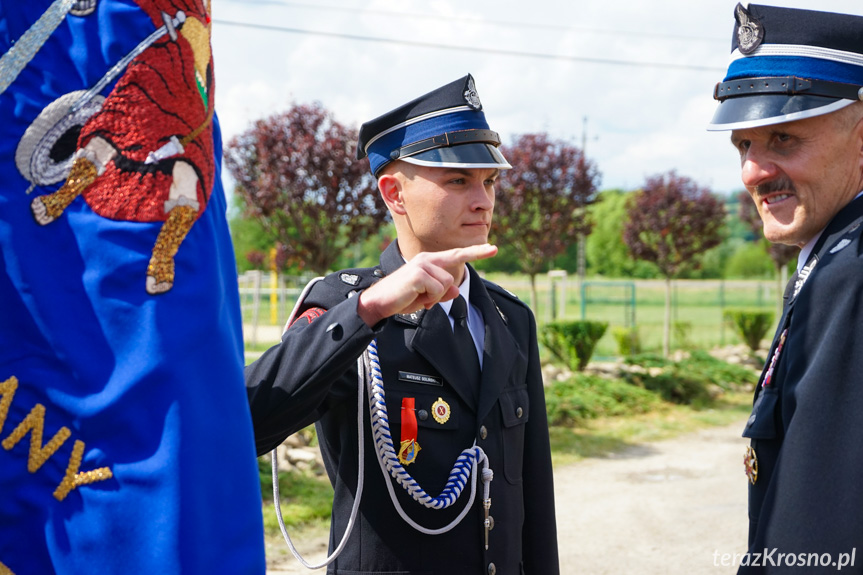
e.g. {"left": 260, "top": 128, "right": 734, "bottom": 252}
{"left": 0, "top": 1, "right": 265, "bottom": 573}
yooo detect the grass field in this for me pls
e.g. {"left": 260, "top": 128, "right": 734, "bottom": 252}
{"left": 240, "top": 272, "right": 783, "bottom": 357}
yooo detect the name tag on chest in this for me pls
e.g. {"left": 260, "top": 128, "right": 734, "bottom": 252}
{"left": 398, "top": 371, "right": 443, "bottom": 386}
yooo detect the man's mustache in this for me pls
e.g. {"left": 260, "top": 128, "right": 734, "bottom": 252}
{"left": 754, "top": 178, "right": 796, "bottom": 197}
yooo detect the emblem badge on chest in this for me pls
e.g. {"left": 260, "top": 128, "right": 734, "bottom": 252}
{"left": 744, "top": 445, "right": 758, "bottom": 485}
{"left": 432, "top": 397, "right": 451, "bottom": 424}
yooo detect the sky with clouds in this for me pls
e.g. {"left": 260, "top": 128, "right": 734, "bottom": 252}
{"left": 211, "top": 0, "right": 863, "bottom": 197}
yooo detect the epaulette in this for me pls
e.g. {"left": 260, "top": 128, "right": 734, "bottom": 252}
{"left": 300, "top": 266, "right": 385, "bottom": 311}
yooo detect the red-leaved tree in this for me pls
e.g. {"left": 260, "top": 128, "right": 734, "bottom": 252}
{"left": 224, "top": 103, "right": 388, "bottom": 275}
{"left": 493, "top": 133, "right": 600, "bottom": 310}
{"left": 623, "top": 171, "right": 725, "bottom": 357}
{"left": 737, "top": 190, "right": 800, "bottom": 315}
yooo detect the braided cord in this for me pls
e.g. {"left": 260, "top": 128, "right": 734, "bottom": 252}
{"left": 366, "top": 339, "right": 492, "bottom": 534}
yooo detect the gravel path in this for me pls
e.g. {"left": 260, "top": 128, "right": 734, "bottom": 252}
{"left": 266, "top": 419, "right": 751, "bottom": 574}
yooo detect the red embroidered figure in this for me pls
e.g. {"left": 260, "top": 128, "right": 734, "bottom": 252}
{"left": 29, "top": 0, "right": 215, "bottom": 295}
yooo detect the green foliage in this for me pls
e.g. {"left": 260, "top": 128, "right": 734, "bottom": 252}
{"left": 677, "top": 351, "right": 759, "bottom": 389}
{"left": 624, "top": 353, "right": 670, "bottom": 369}
{"left": 540, "top": 320, "right": 609, "bottom": 371}
{"left": 586, "top": 190, "right": 660, "bottom": 278}
{"left": 673, "top": 321, "right": 692, "bottom": 349}
{"left": 229, "top": 192, "right": 274, "bottom": 274}
{"left": 258, "top": 457, "right": 333, "bottom": 531}
{"left": 544, "top": 373, "right": 662, "bottom": 425}
{"left": 724, "top": 309, "right": 775, "bottom": 351}
{"left": 612, "top": 326, "right": 641, "bottom": 356}
{"left": 472, "top": 241, "right": 524, "bottom": 274}
{"left": 724, "top": 241, "right": 775, "bottom": 279}
{"left": 622, "top": 350, "right": 757, "bottom": 405}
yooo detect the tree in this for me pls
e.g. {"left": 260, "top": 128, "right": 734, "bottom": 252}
{"left": 623, "top": 171, "right": 725, "bottom": 357}
{"left": 586, "top": 189, "right": 660, "bottom": 278}
{"left": 224, "top": 102, "right": 389, "bottom": 275}
{"left": 493, "top": 133, "right": 600, "bottom": 310}
{"left": 737, "top": 190, "right": 800, "bottom": 315}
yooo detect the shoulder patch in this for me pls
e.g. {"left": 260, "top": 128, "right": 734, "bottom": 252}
{"left": 289, "top": 306, "right": 326, "bottom": 329}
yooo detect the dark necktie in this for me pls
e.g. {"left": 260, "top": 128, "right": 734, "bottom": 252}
{"left": 450, "top": 295, "right": 482, "bottom": 385}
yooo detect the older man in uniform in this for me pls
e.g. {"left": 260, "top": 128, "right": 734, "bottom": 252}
{"left": 709, "top": 4, "right": 863, "bottom": 572}
{"left": 246, "top": 75, "right": 560, "bottom": 575}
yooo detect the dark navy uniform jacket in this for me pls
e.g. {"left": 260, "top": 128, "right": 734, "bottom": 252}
{"left": 740, "top": 196, "right": 863, "bottom": 574}
{"left": 246, "top": 240, "right": 560, "bottom": 575}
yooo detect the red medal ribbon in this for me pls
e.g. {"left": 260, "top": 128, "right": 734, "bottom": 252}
{"left": 762, "top": 329, "right": 787, "bottom": 387}
{"left": 398, "top": 397, "right": 421, "bottom": 465}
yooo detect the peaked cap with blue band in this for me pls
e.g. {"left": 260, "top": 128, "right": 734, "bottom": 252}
{"left": 357, "top": 74, "right": 511, "bottom": 176}
{"left": 708, "top": 3, "right": 863, "bottom": 131}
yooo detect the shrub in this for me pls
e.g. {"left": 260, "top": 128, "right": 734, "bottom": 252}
{"left": 677, "top": 351, "right": 758, "bottom": 390}
{"left": 540, "top": 320, "right": 609, "bottom": 371}
{"left": 673, "top": 321, "right": 693, "bottom": 350}
{"left": 544, "top": 373, "right": 661, "bottom": 425}
{"left": 612, "top": 326, "right": 641, "bottom": 356}
{"left": 724, "top": 309, "right": 775, "bottom": 352}
{"left": 624, "top": 353, "right": 669, "bottom": 369}
{"left": 623, "top": 350, "right": 758, "bottom": 404}
{"left": 622, "top": 368, "right": 712, "bottom": 405}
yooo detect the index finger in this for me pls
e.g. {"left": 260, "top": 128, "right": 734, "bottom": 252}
{"left": 429, "top": 243, "right": 498, "bottom": 266}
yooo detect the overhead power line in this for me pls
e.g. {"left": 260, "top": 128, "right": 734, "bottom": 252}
{"left": 212, "top": 19, "right": 726, "bottom": 73}
{"left": 225, "top": 0, "right": 728, "bottom": 44}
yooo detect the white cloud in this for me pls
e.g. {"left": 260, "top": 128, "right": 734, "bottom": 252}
{"left": 212, "top": 0, "right": 863, "bottom": 197}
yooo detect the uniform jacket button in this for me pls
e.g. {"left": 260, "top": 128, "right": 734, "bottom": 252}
{"left": 487, "top": 562, "right": 496, "bottom": 575}
{"left": 479, "top": 425, "right": 488, "bottom": 440}
{"left": 418, "top": 409, "right": 429, "bottom": 421}
{"left": 516, "top": 406, "right": 524, "bottom": 418}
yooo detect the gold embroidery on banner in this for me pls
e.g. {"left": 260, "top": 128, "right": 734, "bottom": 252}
{"left": 2, "top": 403, "right": 71, "bottom": 473}
{"left": 0, "top": 376, "right": 18, "bottom": 435}
{"left": 0, "top": 558, "right": 16, "bottom": 574}
{"left": 53, "top": 439, "right": 114, "bottom": 501}
{"left": 31, "top": 156, "right": 98, "bottom": 224}
{"left": 146, "top": 204, "right": 197, "bottom": 294}
{"left": 1, "top": 375, "right": 114, "bottom": 500}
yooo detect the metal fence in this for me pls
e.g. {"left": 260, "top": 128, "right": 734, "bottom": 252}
{"left": 239, "top": 270, "right": 782, "bottom": 357}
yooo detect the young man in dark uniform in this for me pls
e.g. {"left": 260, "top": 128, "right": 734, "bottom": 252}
{"left": 246, "top": 75, "right": 560, "bottom": 575}
{"left": 709, "top": 4, "right": 863, "bottom": 572}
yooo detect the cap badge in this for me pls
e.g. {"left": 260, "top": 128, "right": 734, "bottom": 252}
{"left": 463, "top": 76, "right": 482, "bottom": 110}
{"left": 744, "top": 445, "right": 758, "bottom": 484}
{"left": 735, "top": 3, "right": 764, "bottom": 55}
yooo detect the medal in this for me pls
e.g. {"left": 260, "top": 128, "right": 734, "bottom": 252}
{"left": 398, "top": 397, "right": 421, "bottom": 465}
{"left": 744, "top": 445, "right": 758, "bottom": 485}
{"left": 432, "top": 397, "right": 451, "bottom": 424}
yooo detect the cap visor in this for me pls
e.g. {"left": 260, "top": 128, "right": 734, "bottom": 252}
{"left": 707, "top": 94, "right": 854, "bottom": 131}
{"left": 399, "top": 142, "right": 511, "bottom": 170}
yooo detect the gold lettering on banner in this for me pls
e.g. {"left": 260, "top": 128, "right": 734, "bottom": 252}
{"left": 0, "top": 376, "right": 18, "bottom": 435}
{"left": 53, "top": 439, "right": 113, "bottom": 501}
{"left": 2, "top": 404, "right": 71, "bottom": 473}
{"left": 1, "top": 374, "right": 113, "bottom": 501}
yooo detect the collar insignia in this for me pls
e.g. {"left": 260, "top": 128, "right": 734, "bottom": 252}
{"left": 340, "top": 272, "right": 360, "bottom": 286}
{"left": 463, "top": 76, "right": 482, "bottom": 110}
{"left": 793, "top": 256, "right": 818, "bottom": 299}
{"left": 735, "top": 3, "right": 764, "bottom": 55}
{"left": 830, "top": 238, "right": 852, "bottom": 254}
